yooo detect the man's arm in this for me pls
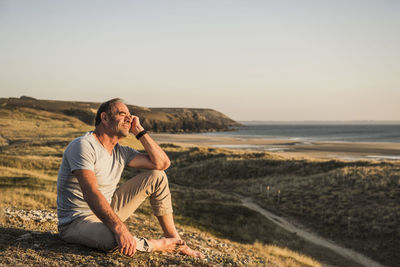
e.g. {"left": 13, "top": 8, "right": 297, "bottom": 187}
{"left": 128, "top": 116, "right": 170, "bottom": 170}
{"left": 74, "top": 169, "right": 136, "bottom": 256}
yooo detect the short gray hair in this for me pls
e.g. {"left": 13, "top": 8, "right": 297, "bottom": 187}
{"left": 94, "top": 98, "right": 123, "bottom": 126}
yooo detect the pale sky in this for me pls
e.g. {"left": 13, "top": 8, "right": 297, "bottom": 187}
{"left": 1, "top": 0, "right": 399, "bottom": 121}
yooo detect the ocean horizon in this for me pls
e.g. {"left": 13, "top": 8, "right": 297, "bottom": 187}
{"left": 204, "top": 123, "right": 400, "bottom": 143}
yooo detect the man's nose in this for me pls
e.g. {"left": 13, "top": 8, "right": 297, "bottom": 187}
{"left": 125, "top": 114, "right": 133, "bottom": 122}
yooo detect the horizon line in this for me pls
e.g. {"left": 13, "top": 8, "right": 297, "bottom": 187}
{"left": 240, "top": 120, "right": 400, "bottom": 124}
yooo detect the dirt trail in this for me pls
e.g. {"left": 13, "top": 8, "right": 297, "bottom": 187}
{"left": 239, "top": 196, "right": 384, "bottom": 267}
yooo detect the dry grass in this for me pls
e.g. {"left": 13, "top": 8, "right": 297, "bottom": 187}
{"left": 0, "top": 107, "right": 322, "bottom": 266}
{"left": 0, "top": 167, "right": 57, "bottom": 209}
{"left": 0, "top": 107, "right": 91, "bottom": 140}
{"left": 252, "top": 242, "right": 322, "bottom": 267}
{"left": 1, "top": 205, "right": 322, "bottom": 267}
{"left": 164, "top": 145, "right": 398, "bottom": 266}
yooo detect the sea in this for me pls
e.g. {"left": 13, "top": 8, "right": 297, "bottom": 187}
{"left": 204, "top": 123, "right": 400, "bottom": 143}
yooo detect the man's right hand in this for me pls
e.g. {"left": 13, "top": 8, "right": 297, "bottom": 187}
{"left": 114, "top": 224, "right": 137, "bottom": 257}
{"left": 74, "top": 169, "right": 137, "bottom": 256}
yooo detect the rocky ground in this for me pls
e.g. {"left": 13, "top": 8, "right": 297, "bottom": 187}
{"left": 1, "top": 206, "right": 317, "bottom": 266}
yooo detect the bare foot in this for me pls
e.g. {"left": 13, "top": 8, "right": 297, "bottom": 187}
{"left": 179, "top": 244, "right": 205, "bottom": 259}
{"left": 148, "top": 238, "right": 185, "bottom": 253}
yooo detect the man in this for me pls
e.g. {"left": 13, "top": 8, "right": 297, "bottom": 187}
{"left": 57, "top": 98, "right": 203, "bottom": 258}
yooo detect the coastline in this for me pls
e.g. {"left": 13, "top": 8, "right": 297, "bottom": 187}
{"left": 152, "top": 133, "right": 400, "bottom": 161}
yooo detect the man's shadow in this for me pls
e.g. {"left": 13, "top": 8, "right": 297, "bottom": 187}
{"left": 0, "top": 226, "right": 105, "bottom": 257}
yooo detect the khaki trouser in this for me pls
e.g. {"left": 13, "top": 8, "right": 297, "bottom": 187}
{"left": 58, "top": 170, "right": 173, "bottom": 252}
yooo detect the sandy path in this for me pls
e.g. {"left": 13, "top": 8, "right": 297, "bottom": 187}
{"left": 239, "top": 196, "right": 384, "bottom": 267}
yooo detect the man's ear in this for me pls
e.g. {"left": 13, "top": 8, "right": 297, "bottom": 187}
{"left": 100, "top": 112, "right": 108, "bottom": 123}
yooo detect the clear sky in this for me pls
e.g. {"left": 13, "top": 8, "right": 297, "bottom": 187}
{"left": 1, "top": 0, "right": 399, "bottom": 121}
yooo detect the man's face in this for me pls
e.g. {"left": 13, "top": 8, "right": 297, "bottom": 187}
{"left": 105, "top": 102, "right": 132, "bottom": 138}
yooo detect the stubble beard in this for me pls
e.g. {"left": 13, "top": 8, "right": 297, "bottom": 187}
{"left": 116, "top": 123, "right": 130, "bottom": 138}
{"left": 109, "top": 117, "right": 130, "bottom": 138}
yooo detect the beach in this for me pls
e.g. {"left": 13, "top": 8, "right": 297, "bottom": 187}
{"left": 152, "top": 133, "right": 400, "bottom": 161}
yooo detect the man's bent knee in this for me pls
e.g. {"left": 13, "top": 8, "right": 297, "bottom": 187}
{"left": 144, "top": 170, "right": 169, "bottom": 189}
{"left": 149, "top": 170, "right": 167, "bottom": 179}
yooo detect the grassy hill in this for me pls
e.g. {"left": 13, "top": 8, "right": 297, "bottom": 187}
{"left": 164, "top": 146, "right": 399, "bottom": 266}
{"left": 0, "top": 106, "right": 321, "bottom": 266}
{"left": 0, "top": 96, "right": 240, "bottom": 132}
{"left": 1, "top": 101, "right": 396, "bottom": 266}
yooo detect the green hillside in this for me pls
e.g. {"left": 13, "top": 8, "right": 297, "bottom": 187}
{"left": 0, "top": 96, "right": 240, "bottom": 132}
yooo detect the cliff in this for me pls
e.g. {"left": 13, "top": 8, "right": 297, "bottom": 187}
{"left": 0, "top": 96, "right": 240, "bottom": 133}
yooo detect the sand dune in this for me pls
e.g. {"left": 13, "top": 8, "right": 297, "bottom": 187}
{"left": 152, "top": 133, "right": 400, "bottom": 161}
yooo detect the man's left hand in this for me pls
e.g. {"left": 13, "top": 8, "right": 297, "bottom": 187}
{"left": 130, "top": 116, "right": 144, "bottom": 135}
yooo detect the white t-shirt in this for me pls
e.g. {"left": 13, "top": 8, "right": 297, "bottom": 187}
{"left": 57, "top": 131, "right": 138, "bottom": 226}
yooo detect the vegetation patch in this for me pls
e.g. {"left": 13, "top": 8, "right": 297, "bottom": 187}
{"left": 0, "top": 106, "right": 321, "bottom": 266}
{"left": 165, "top": 146, "right": 399, "bottom": 266}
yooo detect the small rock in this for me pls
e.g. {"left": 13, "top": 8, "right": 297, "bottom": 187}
{"left": 16, "top": 233, "right": 32, "bottom": 241}
{"left": 31, "top": 231, "right": 43, "bottom": 235}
